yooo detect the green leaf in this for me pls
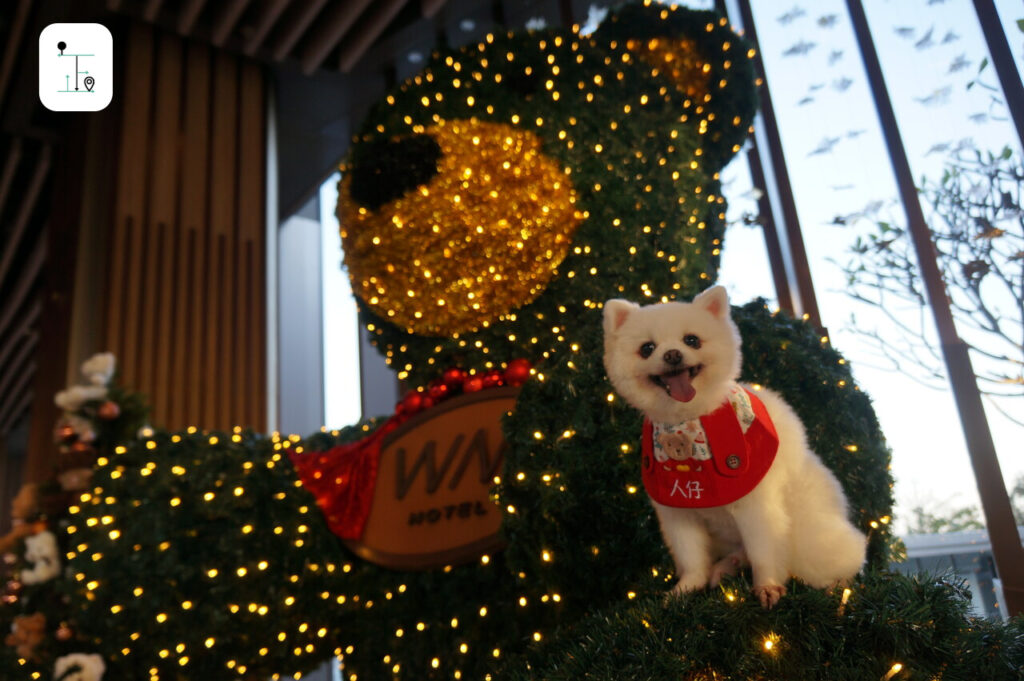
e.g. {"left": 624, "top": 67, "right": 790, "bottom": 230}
{"left": 1016, "top": 18, "right": 1024, "bottom": 33}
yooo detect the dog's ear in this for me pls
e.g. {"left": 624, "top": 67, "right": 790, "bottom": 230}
{"left": 603, "top": 299, "right": 638, "bottom": 335}
{"left": 693, "top": 285, "right": 729, "bottom": 320}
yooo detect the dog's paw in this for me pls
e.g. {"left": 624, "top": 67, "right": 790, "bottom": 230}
{"left": 709, "top": 552, "right": 746, "bottom": 587}
{"left": 825, "top": 579, "right": 853, "bottom": 596}
{"left": 754, "top": 583, "right": 787, "bottom": 609}
{"left": 670, "top": 574, "right": 709, "bottom": 596}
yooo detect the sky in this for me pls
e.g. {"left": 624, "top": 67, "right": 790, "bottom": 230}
{"left": 322, "top": 0, "right": 1024, "bottom": 535}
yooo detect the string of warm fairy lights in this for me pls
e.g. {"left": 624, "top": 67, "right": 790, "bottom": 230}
{"left": 9, "top": 3, "right": 931, "bottom": 680}
{"left": 341, "top": 2, "right": 757, "bottom": 394}
{"left": 64, "top": 426, "right": 367, "bottom": 680}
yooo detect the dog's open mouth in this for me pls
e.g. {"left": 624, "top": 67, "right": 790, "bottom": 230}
{"left": 650, "top": 365, "right": 702, "bottom": 403}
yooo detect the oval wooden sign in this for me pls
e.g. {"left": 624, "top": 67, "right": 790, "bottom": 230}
{"left": 343, "top": 386, "right": 519, "bottom": 569}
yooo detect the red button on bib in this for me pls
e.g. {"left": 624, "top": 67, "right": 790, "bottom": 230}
{"left": 641, "top": 387, "right": 778, "bottom": 508}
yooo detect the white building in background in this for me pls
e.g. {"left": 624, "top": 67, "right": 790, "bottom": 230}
{"left": 894, "top": 528, "right": 1024, "bottom": 620}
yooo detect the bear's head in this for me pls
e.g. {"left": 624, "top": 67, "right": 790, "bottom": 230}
{"left": 337, "top": 2, "right": 756, "bottom": 385}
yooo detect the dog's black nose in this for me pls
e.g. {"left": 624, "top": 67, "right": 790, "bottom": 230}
{"left": 663, "top": 349, "right": 682, "bottom": 365}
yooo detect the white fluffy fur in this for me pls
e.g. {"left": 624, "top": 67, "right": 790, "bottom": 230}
{"left": 603, "top": 286, "right": 866, "bottom": 607}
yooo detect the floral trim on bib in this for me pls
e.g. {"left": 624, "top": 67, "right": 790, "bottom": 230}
{"left": 651, "top": 384, "right": 756, "bottom": 464}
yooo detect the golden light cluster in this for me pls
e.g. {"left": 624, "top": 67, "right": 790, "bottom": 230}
{"left": 626, "top": 36, "right": 710, "bottom": 102}
{"left": 339, "top": 119, "right": 583, "bottom": 336}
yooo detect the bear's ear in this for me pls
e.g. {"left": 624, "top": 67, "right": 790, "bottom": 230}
{"left": 693, "top": 285, "right": 729, "bottom": 320}
{"left": 603, "top": 299, "right": 638, "bottom": 335}
{"left": 591, "top": 4, "right": 757, "bottom": 169}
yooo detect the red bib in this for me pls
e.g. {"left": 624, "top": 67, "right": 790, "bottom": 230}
{"left": 641, "top": 387, "right": 778, "bottom": 508}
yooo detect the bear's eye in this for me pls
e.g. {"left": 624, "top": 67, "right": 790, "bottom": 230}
{"left": 683, "top": 334, "right": 701, "bottom": 349}
{"left": 349, "top": 133, "right": 442, "bottom": 210}
{"left": 639, "top": 342, "right": 656, "bottom": 359}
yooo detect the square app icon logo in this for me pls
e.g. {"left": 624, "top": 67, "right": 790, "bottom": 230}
{"left": 39, "top": 23, "right": 113, "bottom": 112}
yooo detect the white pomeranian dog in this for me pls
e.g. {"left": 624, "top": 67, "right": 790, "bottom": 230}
{"left": 603, "top": 286, "right": 866, "bottom": 608}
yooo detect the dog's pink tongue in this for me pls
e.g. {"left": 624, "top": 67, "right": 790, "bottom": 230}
{"left": 663, "top": 372, "right": 696, "bottom": 402}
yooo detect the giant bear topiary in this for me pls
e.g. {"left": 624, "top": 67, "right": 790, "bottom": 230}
{"left": 50, "top": 5, "right": 927, "bottom": 681}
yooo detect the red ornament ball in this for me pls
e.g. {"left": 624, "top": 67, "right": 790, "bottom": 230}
{"left": 463, "top": 375, "right": 484, "bottom": 393}
{"left": 400, "top": 391, "right": 425, "bottom": 414}
{"left": 441, "top": 367, "right": 466, "bottom": 388}
{"left": 504, "top": 358, "right": 532, "bottom": 386}
{"left": 97, "top": 400, "right": 121, "bottom": 420}
{"left": 428, "top": 382, "right": 449, "bottom": 401}
{"left": 55, "top": 625, "right": 74, "bottom": 641}
{"left": 482, "top": 370, "right": 504, "bottom": 388}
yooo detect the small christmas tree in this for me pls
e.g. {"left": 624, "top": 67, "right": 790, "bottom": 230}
{"left": 1, "top": 353, "right": 147, "bottom": 680}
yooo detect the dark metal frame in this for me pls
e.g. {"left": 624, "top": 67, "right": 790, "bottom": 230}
{"left": 972, "top": 0, "right": 1024, "bottom": 153}
{"left": 723, "top": 0, "right": 823, "bottom": 330}
{"left": 845, "top": 0, "right": 1024, "bottom": 617}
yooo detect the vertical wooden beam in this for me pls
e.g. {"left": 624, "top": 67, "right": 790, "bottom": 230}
{"left": 148, "top": 34, "right": 183, "bottom": 428}
{"left": 238, "top": 61, "right": 266, "bottom": 430}
{"left": 179, "top": 42, "right": 212, "bottom": 429}
{"left": 110, "top": 24, "right": 155, "bottom": 391}
{"left": 27, "top": 122, "right": 87, "bottom": 483}
{"left": 208, "top": 52, "right": 239, "bottom": 428}
{"left": 846, "top": 0, "right": 1024, "bottom": 617}
{"left": 96, "top": 26, "right": 269, "bottom": 433}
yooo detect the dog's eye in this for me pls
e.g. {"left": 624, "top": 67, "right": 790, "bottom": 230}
{"left": 639, "top": 342, "right": 656, "bottom": 359}
{"left": 683, "top": 334, "right": 702, "bottom": 349}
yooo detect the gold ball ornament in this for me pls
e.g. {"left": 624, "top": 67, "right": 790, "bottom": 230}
{"left": 339, "top": 119, "right": 584, "bottom": 336}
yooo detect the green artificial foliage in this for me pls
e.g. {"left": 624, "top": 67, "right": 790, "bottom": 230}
{"left": 10, "top": 4, "right": 1019, "bottom": 681}
{"left": 498, "top": 572, "right": 1024, "bottom": 681}
{"left": 68, "top": 427, "right": 353, "bottom": 680}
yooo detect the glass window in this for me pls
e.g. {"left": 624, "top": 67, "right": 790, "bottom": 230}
{"left": 320, "top": 172, "right": 364, "bottom": 428}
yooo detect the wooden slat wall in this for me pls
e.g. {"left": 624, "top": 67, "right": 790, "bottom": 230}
{"left": 104, "top": 23, "right": 267, "bottom": 432}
